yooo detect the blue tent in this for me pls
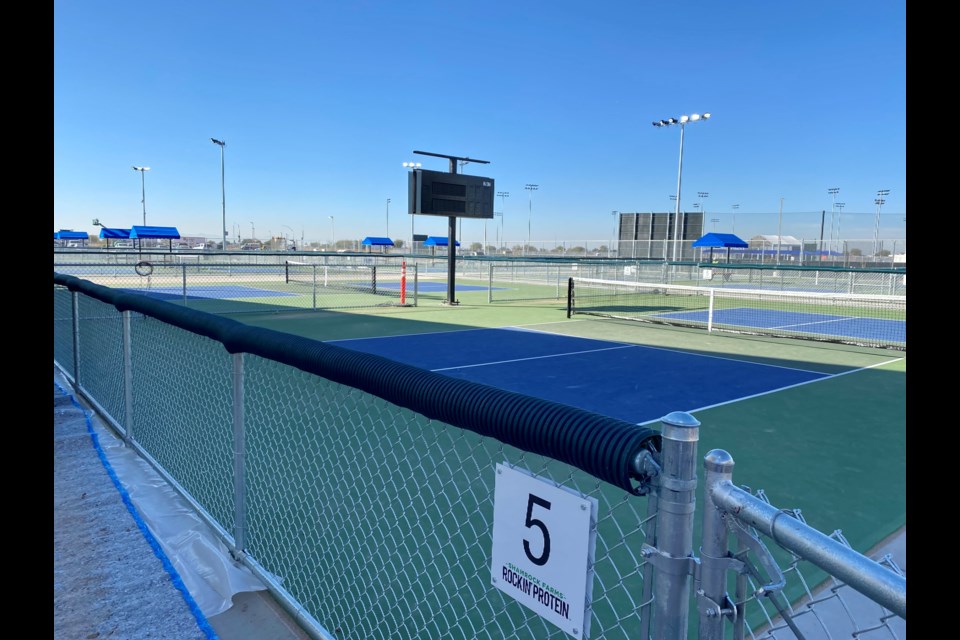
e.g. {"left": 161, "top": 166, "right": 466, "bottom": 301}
{"left": 692, "top": 232, "right": 748, "bottom": 263}
{"left": 361, "top": 236, "right": 395, "bottom": 253}
{"left": 54, "top": 230, "right": 90, "bottom": 246}
{"left": 130, "top": 225, "right": 181, "bottom": 250}
{"left": 423, "top": 236, "right": 460, "bottom": 247}
{"left": 98, "top": 228, "right": 133, "bottom": 247}
{"left": 129, "top": 225, "right": 180, "bottom": 239}
{"left": 361, "top": 236, "right": 395, "bottom": 247}
{"left": 98, "top": 227, "right": 131, "bottom": 239}
{"left": 54, "top": 230, "right": 90, "bottom": 240}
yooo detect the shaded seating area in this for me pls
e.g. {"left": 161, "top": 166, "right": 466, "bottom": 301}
{"left": 692, "top": 232, "right": 748, "bottom": 263}
{"left": 361, "top": 236, "right": 395, "bottom": 253}
{"left": 54, "top": 230, "right": 90, "bottom": 247}
{"left": 423, "top": 236, "right": 460, "bottom": 256}
{"left": 130, "top": 225, "right": 181, "bottom": 250}
{"left": 98, "top": 227, "right": 133, "bottom": 248}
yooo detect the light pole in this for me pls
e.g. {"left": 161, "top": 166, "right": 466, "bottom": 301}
{"left": 697, "top": 192, "right": 709, "bottom": 237}
{"left": 525, "top": 184, "right": 538, "bottom": 255}
{"left": 211, "top": 138, "right": 226, "bottom": 250}
{"left": 329, "top": 216, "right": 335, "bottom": 251}
{"left": 835, "top": 202, "right": 845, "bottom": 262}
{"left": 386, "top": 198, "right": 391, "bottom": 239}
{"left": 131, "top": 166, "right": 150, "bottom": 226}
{"left": 874, "top": 189, "right": 890, "bottom": 257}
{"left": 233, "top": 223, "right": 240, "bottom": 244}
{"left": 653, "top": 112, "right": 711, "bottom": 261}
{"left": 250, "top": 221, "right": 255, "bottom": 242}
{"left": 827, "top": 187, "right": 839, "bottom": 254}
{"left": 711, "top": 218, "right": 719, "bottom": 232}
{"left": 776, "top": 197, "right": 784, "bottom": 264}
{"left": 665, "top": 195, "right": 677, "bottom": 260}
{"left": 497, "top": 191, "right": 509, "bottom": 250}
{"left": 403, "top": 162, "right": 422, "bottom": 253}
{"left": 731, "top": 204, "right": 739, "bottom": 235}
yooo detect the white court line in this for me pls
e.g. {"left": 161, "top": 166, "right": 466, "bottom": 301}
{"left": 430, "top": 344, "right": 638, "bottom": 372}
{"left": 769, "top": 316, "right": 865, "bottom": 331}
{"left": 332, "top": 321, "right": 890, "bottom": 380}
{"left": 500, "top": 324, "right": 833, "bottom": 376}
{"left": 327, "top": 325, "right": 511, "bottom": 344}
{"left": 327, "top": 322, "right": 585, "bottom": 345}
{"left": 636, "top": 356, "right": 904, "bottom": 426}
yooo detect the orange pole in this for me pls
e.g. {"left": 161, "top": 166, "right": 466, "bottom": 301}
{"left": 400, "top": 260, "right": 407, "bottom": 305}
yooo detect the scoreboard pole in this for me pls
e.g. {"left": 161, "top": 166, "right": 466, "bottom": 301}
{"left": 446, "top": 157, "right": 459, "bottom": 305}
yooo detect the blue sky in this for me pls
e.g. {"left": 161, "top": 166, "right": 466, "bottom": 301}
{"left": 54, "top": 1, "right": 906, "bottom": 248}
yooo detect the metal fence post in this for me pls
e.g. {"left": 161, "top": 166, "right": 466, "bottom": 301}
{"left": 71, "top": 291, "right": 80, "bottom": 386}
{"left": 488, "top": 263, "right": 493, "bottom": 303}
{"left": 652, "top": 411, "right": 700, "bottom": 640}
{"left": 232, "top": 352, "right": 247, "bottom": 556}
{"left": 699, "top": 449, "right": 736, "bottom": 640}
{"left": 122, "top": 310, "right": 134, "bottom": 446}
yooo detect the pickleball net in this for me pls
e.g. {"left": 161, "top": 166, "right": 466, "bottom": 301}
{"left": 285, "top": 260, "right": 413, "bottom": 307}
{"left": 566, "top": 276, "right": 906, "bottom": 350}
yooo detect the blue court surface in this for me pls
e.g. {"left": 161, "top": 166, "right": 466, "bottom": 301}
{"left": 654, "top": 307, "right": 905, "bottom": 344}
{"left": 121, "top": 285, "right": 296, "bottom": 300}
{"left": 331, "top": 327, "right": 829, "bottom": 424}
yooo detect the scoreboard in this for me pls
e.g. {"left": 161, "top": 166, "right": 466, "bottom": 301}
{"left": 408, "top": 169, "right": 495, "bottom": 219}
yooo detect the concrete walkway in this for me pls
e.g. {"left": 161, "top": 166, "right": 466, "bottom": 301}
{"left": 54, "top": 369, "right": 311, "bottom": 640}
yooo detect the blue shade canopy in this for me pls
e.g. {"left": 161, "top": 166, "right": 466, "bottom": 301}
{"left": 54, "top": 230, "right": 90, "bottom": 240}
{"left": 129, "top": 225, "right": 181, "bottom": 239}
{"left": 423, "top": 236, "right": 460, "bottom": 247}
{"left": 98, "top": 228, "right": 132, "bottom": 239}
{"left": 691, "top": 232, "right": 748, "bottom": 248}
{"left": 361, "top": 236, "right": 395, "bottom": 246}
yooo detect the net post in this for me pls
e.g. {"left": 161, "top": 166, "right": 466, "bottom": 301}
{"left": 284, "top": 260, "right": 290, "bottom": 284}
{"left": 567, "top": 277, "right": 575, "bottom": 318}
{"left": 400, "top": 260, "right": 407, "bottom": 305}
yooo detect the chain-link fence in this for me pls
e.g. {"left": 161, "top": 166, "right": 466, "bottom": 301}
{"left": 53, "top": 272, "right": 905, "bottom": 639}
{"left": 52, "top": 258, "right": 418, "bottom": 314}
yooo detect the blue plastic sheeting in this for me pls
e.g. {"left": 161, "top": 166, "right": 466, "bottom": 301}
{"left": 129, "top": 225, "right": 181, "bottom": 239}
{"left": 361, "top": 236, "right": 395, "bottom": 246}
{"left": 99, "top": 228, "right": 132, "bottom": 239}
{"left": 692, "top": 232, "right": 748, "bottom": 248}
{"left": 55, "top": 230, "right": 90, "bottom": 240}
{"left": 423, "top": 236, "right": 460, "bottom": 247}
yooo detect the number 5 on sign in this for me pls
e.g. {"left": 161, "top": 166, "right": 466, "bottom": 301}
{"left": 490, "top": 463, "right": 598, "bottom": 638}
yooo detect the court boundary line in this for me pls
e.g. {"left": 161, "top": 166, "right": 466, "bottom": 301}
{"left": 502, "top": 325, "right": 836, "bottom": 377}
{"left": 430, "top": 344, "right": 639, "bottom": 372}
{"left": 637, "top": 356, "right": 904, "bottom": 426}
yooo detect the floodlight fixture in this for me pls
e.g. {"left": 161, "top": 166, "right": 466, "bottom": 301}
{"left": 211, "top": 138, "right": 227, "bottom": 249}
{"left": 652, "top": 112, "right": 712, "bottom": 260}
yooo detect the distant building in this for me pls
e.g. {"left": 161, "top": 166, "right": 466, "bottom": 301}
{"left": 748, "top": 235, "right": 802, "bottom": 251}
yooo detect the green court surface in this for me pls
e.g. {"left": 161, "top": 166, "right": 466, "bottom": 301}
{"left": 233, "top": 289, "right": 906, "bottom": 566}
